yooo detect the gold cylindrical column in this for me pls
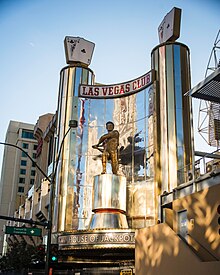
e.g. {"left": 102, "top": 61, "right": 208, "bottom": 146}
{"left": 151, "top": 42, "right": 194, "bottom": 193}
{"left": 53, "top": 65, "right": 94, "bottom": 233}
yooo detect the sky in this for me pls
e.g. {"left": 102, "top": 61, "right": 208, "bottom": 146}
{"left": 0, "top": 0, "right": 220, "bottom": 176}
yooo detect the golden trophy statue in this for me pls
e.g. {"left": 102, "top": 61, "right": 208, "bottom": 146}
{"left": 89, "top": 121, "right": 128, "bottom": 229}
{"left": 92, "top": 121, "right": 119, "bottom": 175}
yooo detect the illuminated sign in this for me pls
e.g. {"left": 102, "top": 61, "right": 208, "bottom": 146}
{"left": 158, "top": 7, "right": 181, "bottom": 43}
{"left": 58, "top": 230, "right": 135, "bottom": 248}
{"left": 79, "top": 70, "right": 155, "bottom": 99}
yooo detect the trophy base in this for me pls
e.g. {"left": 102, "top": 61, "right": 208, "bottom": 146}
{"left": 89, "top": 174, "right": 128, "bottom": 230}
{"left": 89, "top": 212, "right": 128, "bottom": 229}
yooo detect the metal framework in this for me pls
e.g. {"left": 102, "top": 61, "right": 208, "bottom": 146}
{"left": 198, "top": 29, "right": 220, "bottom": 147}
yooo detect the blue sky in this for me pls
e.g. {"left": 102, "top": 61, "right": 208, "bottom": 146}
{"left": 0, "top": 0, "right": 220, "bottom": 174}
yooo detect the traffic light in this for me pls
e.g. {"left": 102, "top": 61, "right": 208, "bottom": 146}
{"left": 51, "top": 255, "right": 58, "bottom": 262}
{"left": 50, "top": 244, "right": 58, "bottom": 263}
{"left": 37, "top": 244, "right": 45, "bottom": 262}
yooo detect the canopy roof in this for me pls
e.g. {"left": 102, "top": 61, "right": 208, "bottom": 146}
{"left": 185, "top": 67, "right": 220, "bottom": 103}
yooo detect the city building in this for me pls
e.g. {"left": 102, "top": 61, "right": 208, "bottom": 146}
{"left": 0, "top": 8, "right": 219, "bottom": 275}
{"left": 33, "top": 113, "right": 55, "bottom": 189}
{"left": 0, "top": 113, "right": 56, "bottom": 256}
{"left": 0, "top": 121, "right": 37, "bottom": 254}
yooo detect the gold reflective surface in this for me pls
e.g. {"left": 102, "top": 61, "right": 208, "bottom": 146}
{"left": 54, "top": 66, "right": 156, "bottom": 232}
{"left": 151, "top": 42, "right": 193, "bottom": 196}
{"left": 92, "top": 122, "right": 119, "bottom": 175}
{"left": 54, "top": 45, "right": 193, "bottom": 233}
{"left": 92, "top": 174, "right": 127, "bottom": 212}
{"left": 89, "top": 212, "right": 129, "bottom": 229}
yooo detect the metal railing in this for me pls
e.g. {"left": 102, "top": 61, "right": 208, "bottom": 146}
{"left": 176, "top": 149, "right": 220, "bottom": 186}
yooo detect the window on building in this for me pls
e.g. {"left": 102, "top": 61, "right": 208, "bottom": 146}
{"left": 20, "top": 160, "right": 27, "bottom": 166}
{"left": 47, "top": 135, "right": 54, "bottom": 166}
{"left": 18, "top": 186, "right": 24, "bottom": 193}
{"left": 31, "top": 170, "right": 35, "bottom": 176}
{"left": 22, "top": 130, "right": 34, "bottom": 139}
{"left": 22, "top": 152, "right": 27, "bottom": 157}
{"left": 20, "top": 169, "right": 26, "bottom": 175}
{"left": 32, "top": 153, "right": 36, "bottom": 159}
{"left": 22, "top": 143, "right": 29, "bottom": 149}
{"left": 19, "top": 178, "right": 25, "bottom": 184}
{"left": 33, "top": 144, "right": 38, "bottom": 150}
{"left": 32, "top": 162, "right": 36, "bottom": 167}
{"left": 30, "top": 179, "right": 35, "bottom": 185}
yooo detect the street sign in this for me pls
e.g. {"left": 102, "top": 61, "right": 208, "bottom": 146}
{"left": 5, "top": 226, "right": 42, "bottom": 237}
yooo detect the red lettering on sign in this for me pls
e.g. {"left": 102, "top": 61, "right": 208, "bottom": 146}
{"left": 79, "top": 71, "right": 153, "bottom": 98}
{"left": 125, "top": 83, "right": 130, "bottom": 92}
{"left": 82, "top": 86, "right": 87, "bottom": 95}
{"left": 133, "top": 81, "right": 137, "bottom": 90}
{"left": 120, "top": 85, "right": 125, "bottom": 94}
{"left": 108, "top": 87, "right": 113, "bottom": 95}
{"left": 88, "top": 88, "right": 93, "bottom": 96}
{"left": 114, "top": 86, "right": 119, "bottom": 94}
{"left": 94, "top": 87, "right": 99, "bottom": 96}
{"left": 102, "top": 87, "right": 108, "bottom": 96}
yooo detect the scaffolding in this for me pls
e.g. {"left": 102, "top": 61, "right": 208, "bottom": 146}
{"left": 198, "top": 29, "right": 220, "bottom": 147}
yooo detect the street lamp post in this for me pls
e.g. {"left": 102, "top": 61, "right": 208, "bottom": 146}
{"left": 0, "top": 119, "right": 78, "bottom": 275}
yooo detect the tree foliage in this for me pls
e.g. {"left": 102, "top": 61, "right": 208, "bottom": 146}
{"left": 0, "top": 241, "right": 45, "bottom": 271}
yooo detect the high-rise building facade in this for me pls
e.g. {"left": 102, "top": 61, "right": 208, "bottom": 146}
{"left": 0, "top": 121, "right": 37, "bottom": 254}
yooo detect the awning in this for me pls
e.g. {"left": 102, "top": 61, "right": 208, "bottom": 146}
{"left": 185, "top": 67, "right": 220, "bottom": 103}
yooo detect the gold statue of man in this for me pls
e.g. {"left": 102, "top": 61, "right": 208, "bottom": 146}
{"left": 92, "top": 121, "right": 119, "bottom": 175}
